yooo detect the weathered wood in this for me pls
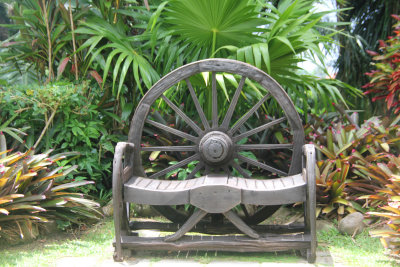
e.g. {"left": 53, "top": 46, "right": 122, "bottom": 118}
{"left": 124, "top": 174, "right": 306, "bottom": 206}
{"left": 303, "top": 144, "right": 317, "bottom": 263}
{"left": 236, "top": 144, "right": 293, "bottom": 151}
{"left": 113, "top": 142, "right": 134, "bottom": 261}
{"left": 232, "top": 117, "right": 286, "bottom": 142}
{"left": 113, "top": 58, "right": 315, "bottom": 263}
{"left": 186, "top": 78, "right": 210, "bottom": 130}
{"left": 164, "top": 209, "right": 208, "bottom": 242}
{"left": 187, "top": 162, "right": 204, "bottom": 179}
{"left": 212, "top": 72, "right": 218, "bottom": 128}
{"left": 221, "top": 76, "right": 246, "bottom": 129}
{"left": 145, "top": 119, "right": 198, "bottom": 142}
{"left": 129, "top": 221, "right": 306, "bottom": 235}
{"left": 223, "top": 210, "right": 259, "bottom": 238}
{"left": 190, "top": 183, "right": 241, "bottom": 213}
{"left": 161, "top": 94, "right": 203, "bottom": 135}
{"left": 149, "top": 154, "right": 200, "bottom": 178}
{"left": 117, "top": 234, "right": 311, "bottom": 252}
{"left": 237, "top": 153, "right": 287, "bottom": 176}
{"left": 141, "top": 146, "right": 196, "bottom": 151}
{"left": 228, "top": 92, "right": 271, "bottom": 135}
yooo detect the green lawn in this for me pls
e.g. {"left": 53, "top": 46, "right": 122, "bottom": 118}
{"left": 0, "top": 218, "right": 397, "bottom": 266}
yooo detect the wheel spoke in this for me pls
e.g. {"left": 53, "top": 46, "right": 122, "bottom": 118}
{"left": 212, "top": 72, "right": 218, "bottom": 128}
{"left": 229, "top": 92, "right": 270, "bottom": 135}
{"left": 231, "top": 160, "right": 250, "bottom": 178}
{"left": 204, "top": 165, "right": 211, "bottom": 175}
{"left": 161, "top": 95, "right": 203, "bottom": 135}
{"left": 187, "top": 162, "right": 204, "bottom": 179}
{"left": 146, "top": 119, "right": 197, "bottom": 142}
{"left": 223, "top": 166, "right": 230, "bottom": 176}
{"left": 241, "top": 204, "right": 250, "bottom": 218}
{"left": 236, "top": 144, "right": 293, "bottom": 151}
{"left": 232, "top": 117, "right": 286, "bottom": 142}
{"left": 186, "top": 79, "right": 210, "bottom": 130}
{"left": 149, "top": 154, "right": 200, "bottom": 178}
{"left": 141, "top": 146, "right": 196, "bottom": 152}
{"left": 221, "top": 76, "right": 246, "bottom": 129}
{"left": 237, "top": 154, "right": 287, "bottom": 176}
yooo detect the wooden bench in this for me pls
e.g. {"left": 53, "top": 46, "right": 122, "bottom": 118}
{"left": 113, "top": 59, "right": 316, "bottom": 262}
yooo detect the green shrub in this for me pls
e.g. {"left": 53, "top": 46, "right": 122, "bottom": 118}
{"left": 0, "top": 82, "right": 121, "bottom": 194}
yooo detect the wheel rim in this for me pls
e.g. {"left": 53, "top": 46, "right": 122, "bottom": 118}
{"left": 128, "top": 59, "right": 304, "bottom": 224}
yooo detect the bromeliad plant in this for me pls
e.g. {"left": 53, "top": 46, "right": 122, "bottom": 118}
{"left": 356, "top": 154, "right": 400, "bottom": 259}
{"left": 0, "top": 148, "right": 102, "bottom": 241}
{"left": 307, "top": 109, "right": 400, "bottom": 219}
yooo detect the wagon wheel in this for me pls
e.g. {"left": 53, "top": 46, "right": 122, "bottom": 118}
{"left": 128, "top": 59, "right": 304, "bottom": 225}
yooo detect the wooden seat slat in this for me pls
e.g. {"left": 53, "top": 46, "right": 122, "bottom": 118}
{"left": 124, "top": 174, "right": 306, "bottom": 206}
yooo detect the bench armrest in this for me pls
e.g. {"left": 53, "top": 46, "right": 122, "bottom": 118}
{"left": 113, "top": 142, "right": 135, "bottom": 198}
{"left": 302, "top": 144, "right": 316, "bottom": 185}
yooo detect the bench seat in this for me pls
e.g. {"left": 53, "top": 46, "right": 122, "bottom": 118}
{"left": 124, "top": 174, "right": 306, "bottom": 208}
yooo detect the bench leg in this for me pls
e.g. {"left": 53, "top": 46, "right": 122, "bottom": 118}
{"left": 303, "top": 144, "right": 317, "bottom": 263}
{"left": 114, "top": 200, "right": 130, "bottom": 261}
{"left": 164, "top": 209, "right": 208, "bottom": 242}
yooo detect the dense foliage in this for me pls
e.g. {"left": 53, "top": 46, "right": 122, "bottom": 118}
{"left": 0, "top": 82, "right": 120, "bottom": 193}
{"left": 1, "top": 1, "right": 399, "bottom": 257}
{"left": 0, "top": 147, "right": 102, "bottom": 241}
{"left": 307, "top": 111, "right": 400, "bottom": 219}
{"left": 363, "top": 15, "right": 400, "bottom": 115}
{"left": 0, "top": 0, "right": 360, "bottom": 195}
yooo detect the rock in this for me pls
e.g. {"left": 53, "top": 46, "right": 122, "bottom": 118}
{"left": 102, "top": 200, "right": 113, "bottom": 217}
{"left": 316, "top": 220, "right": 336, "bottom": 232}
{"left": 41, "top": 220, "right": 59, "bottom": 234}
{"left": 338, "top": 212, "right": 365, "bottom": 235}
{"left": 135, "top": 204, "right": 157, "bottom": 218}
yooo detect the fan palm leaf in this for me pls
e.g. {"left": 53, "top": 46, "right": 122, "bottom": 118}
{"left": 76, "top": 16, "right": 159, "bottom": 98}
{"left": 164, "top": 0, "right": 263, "bottom": 56}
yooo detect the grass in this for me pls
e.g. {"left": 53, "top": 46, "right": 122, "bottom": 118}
{"left": 0, "top": 219, "right": 114, "bottom": 267}
{"left": 0, "top": 218, "right": 398, "bottom": 266}
{"left": 318, "top": 228, "right": 398, "bottom": 267}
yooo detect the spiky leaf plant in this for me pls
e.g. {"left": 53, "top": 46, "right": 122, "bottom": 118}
{"left": 363, "top": 14, "right": 400, "bottom": 115}
{"left": 356, "top": 154, "right": 400, "bottom": 260}
{"left": 307, "top": 110, "right": 400, "bottom": 219}
{"left": 0, "top": 148, "right": 102, "bottom": 241}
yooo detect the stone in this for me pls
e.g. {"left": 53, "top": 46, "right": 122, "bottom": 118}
{"left": 338, "top": 212, "right": 365, "bottom": 236}
{"left": 135, "top": 204, "right": 158, "bottom": 218}
{"left": 102, "top": 200, "right": 113, "bottom": 217}
{"left": 41, "top": 220, "right": 59, "bottom": 234}
{"left": 316, "top": 220, "right": 336, "bottom": 232}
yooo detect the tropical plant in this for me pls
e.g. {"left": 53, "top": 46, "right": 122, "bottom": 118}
{"left": 307, "top": 108, "right": 400, "bottom": 219}
{"left": 148, "top": 0, "right": 361, "bottom": 119}
{"left": 0, "top": 82, "right": 121, "bottom": 193}
{"left": 335, "top": 0, "right": 400, "bottom": 89}
{"left": 362, "top": 14, "right": 400, "bottom": 115}
{"left": 0, "top": 148, "right": 102, "bottom": 241}
{"left": 75, "top": 16, "right": 160, "bottom": 99}
{"left": 356, "top": 154, "right": 400, "bottom": 260}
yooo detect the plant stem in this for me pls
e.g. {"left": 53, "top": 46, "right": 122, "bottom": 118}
{"left": 211, "top": 29, "right": 217, "bottom": 58}
{"left": 0, "top": 132, "right": 6, "bottom": 158}
{"left": 41, "top": 0, "right": 53, "bottom": 83}
{"left": 34, "top": 104, "right": 58, "bottom": 150}
{"left": 69, "top": 0, "right": 78, "bottom": 81}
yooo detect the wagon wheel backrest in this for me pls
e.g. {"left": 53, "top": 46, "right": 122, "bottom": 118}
{"left": 128, "top": 59, "right": 305, "bottom": 179}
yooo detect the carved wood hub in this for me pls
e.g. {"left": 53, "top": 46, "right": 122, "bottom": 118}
{"left": 199, "top": 131, "right": 233, "bottom": 165}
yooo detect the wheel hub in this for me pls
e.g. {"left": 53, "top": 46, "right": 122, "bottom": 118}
{"left": 199, "top": 131, "right": 233, "bottom": 165}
